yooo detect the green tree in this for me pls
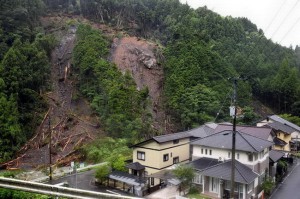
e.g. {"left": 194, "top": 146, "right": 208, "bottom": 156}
{"left": 95, "top": 164, "right": 111, "bottom": 185}
{"left": 173, "top": 164, "right": 195, "bottom": 195}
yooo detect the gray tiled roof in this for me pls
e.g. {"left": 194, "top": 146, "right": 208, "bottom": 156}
{"left": 273, "top": 137, "right": 287, "bottom": 146}
{"left": 267, "top": 121, "right": 295, "bottom": 134}
{"left": 126, "top": 162, "right": 145, "bottom": 170}
{"left": 188, "top": 157, "right": 220, "bottom": 171}
{"left": 202, "top": 160, "right": 258, "bottom": 184}
{"left": 191, "top": 130, "right": 273, "bottom": 152}
{"left": 150, "top": 123, "right": 216, "bottom": 143}
{"left": 214, "top": 124, "right": 273, "bottom": 140}
{"left": 269, "top": 115, "right": 300, "bottom": 132}
{"left": 269, "top": 150, "right": 284, "bottom": 162}
{"left": 109, "top": 171, "right": 146, "bottom": 186}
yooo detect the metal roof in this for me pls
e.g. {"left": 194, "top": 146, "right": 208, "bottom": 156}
{"left": 187, "top": 157, "right": 220, "bottom": 171}
{"left": 191, "top": 130, "right": 273, "bottom": 153}
{"left": 273, "top": 137, "right": 287, "bottom": 146}
{"left": 202, "top": 160, "right": 258, "bottom": 184}
{"left": 126, "top": 162, "right": 145, "bottom": 171}
{"left": 214, "top": 124, "right": 273, "bottom": 140}
{"left": 109, "top": 171, "right": 146, "bottom": 186}
{"left": 266, "top": 121, "right": 295, "bottom": 134}
{"left": 269, "top": 115, "right": 300, "bottom": 132}
{"left": 132, "top": 123, "right": 216, "bottom": 147}
{"left": 269, "top": 150, "right": 285, "bottom": 163}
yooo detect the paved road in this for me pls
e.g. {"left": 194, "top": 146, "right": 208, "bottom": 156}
{"left": 48, "top": 169, "right": 132, "bottom": 196}
{"left": 270, "top": 159, "right": 300, "bottom": 199}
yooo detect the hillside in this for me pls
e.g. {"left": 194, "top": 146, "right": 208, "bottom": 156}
{"left": 1, "top": 0, "right": 300, "bottom": 167}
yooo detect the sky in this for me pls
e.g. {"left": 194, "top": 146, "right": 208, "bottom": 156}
{"left": 180, "top": 0, "right": 300, "bottom": 48}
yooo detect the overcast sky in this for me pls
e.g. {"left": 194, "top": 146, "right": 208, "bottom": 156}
{"left": 180, "top": 0, "right": 300, "bottom": 48}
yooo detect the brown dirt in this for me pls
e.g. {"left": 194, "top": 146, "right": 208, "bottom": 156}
{"left": 3, "top": 16, "right": 104, "bottom": 170}
{"left": 3, "top": 14, "right": 176, "bottom": 170}
{"left": 111, "top": 36, "right": 173, "bottom": 133}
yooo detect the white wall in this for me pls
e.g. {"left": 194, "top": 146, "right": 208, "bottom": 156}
{"left": 192, "top": 145, "right": 269, "bottom": 167}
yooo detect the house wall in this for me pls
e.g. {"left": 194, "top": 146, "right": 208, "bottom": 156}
{"left": 276, "top": 131, "right": 291, "bottom": 151}
{"left": 192, "top": 145, "right": 269, "bottom": 170}
{"left": 133, "top": 138, "right": 190, "bottom": 186}
{"left": 133, "top": 138, "right": 190, "bottom": 170}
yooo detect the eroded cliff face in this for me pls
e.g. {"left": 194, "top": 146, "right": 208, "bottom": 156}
{"left": 111, "top": 36, "right": 174, "bottom": 134}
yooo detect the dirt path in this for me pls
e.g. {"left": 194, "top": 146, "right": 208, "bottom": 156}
{"left": 4, "top": 20, "right": 103, "bottom": 170}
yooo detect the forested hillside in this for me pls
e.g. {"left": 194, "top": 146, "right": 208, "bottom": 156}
{"left": 1, "top": 0, "right": 300, "bottom": 164}
{"left": 0, "top": 0, "right": 56, "bottom": 162}
{"left": 76, "top": 0, "right": 300, "bottom": 128}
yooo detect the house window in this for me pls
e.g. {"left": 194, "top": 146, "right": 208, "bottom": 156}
{"left": 163, "top": 154, "right": 169, "bottom": 162}
{"left": 228, "top": 152, "right": 231, "bottom": 158}
{"left": 247, "top": 182, "right": 254, "bottom": 193}
{"left": 193, "top": 174, "right": 203, "bottom": 184}
{"left": 173, "top": 139, "right": 179, "bottom": 144}
{"left": 173, "top": 157, "right": 179, "bottom": 164}
{"left": 151, "top": 177, "right": 154, "bottom": 185}
{"left": 205, "top": 149, "right": 208, "bottom": 155}
{"left": 236, "top": 153, "right": 239, "bottom": 159}
{"left": 254, "top": 153, "right": 258, "bottom": 160}
{"left": 209, "top": 149, "right": 212, "bottom": 155}
{"left": 248, "top": 153, "right": 253, "bottom": 162}
{"left": 201, "top": 148, "right": 203, "bottom": 154}
{"left": 137, "top": 151, "right": 145, "bottom": 161}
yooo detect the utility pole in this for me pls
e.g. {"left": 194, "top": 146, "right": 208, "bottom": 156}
{"left": 230, "top": 78, "right": 238, "bottom": 199}
{"left": 49, "top": 116, "right": 52, "bottom": 181}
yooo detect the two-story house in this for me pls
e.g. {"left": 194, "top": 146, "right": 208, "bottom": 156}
{"left": 190, "top": 130, "right": 273, "bottom": 199}
{"left": 257, "top": 115, "right": 300, "bottom": 151}
{"left": 130, "top": 123, "right": 216, "bottom": 187}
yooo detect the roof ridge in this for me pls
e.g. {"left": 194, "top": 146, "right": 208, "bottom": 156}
{"left": 234, "top": 160, "right": 249, "bottom": 183}
{"left": 237, "top": 131, "right": 258, "bottom": 152}
{"left": 201, "top": 159, "right": 229, "bottom": 171}
{"left": 239, "top": 131, "right": 273, "bottom": 144}
{"left": 190, "top": 129, "right": 231, "bottom": 144}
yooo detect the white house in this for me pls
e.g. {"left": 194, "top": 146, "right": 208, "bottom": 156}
{"left": 190, "top": 130, "right": 273, "bottom": 199}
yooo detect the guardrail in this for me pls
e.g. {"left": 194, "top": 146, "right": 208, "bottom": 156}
{"left": 0, "top": 177, "right": 142, "bottom": 199}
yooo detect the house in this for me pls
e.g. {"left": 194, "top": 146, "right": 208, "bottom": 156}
{"left": 269, "top": 150, "right": 285, "bottom": 181}
{"left": 131, "top": 123, "right": 216, "bottom": 187}
{"left": 190, "top": 130, "right": 273, "bottom": 199}
{"left": 257, "top": 115, "right": 300, "bottom": 151}
{"left": 213, "top": 124, "right": 274, "bottom": 142}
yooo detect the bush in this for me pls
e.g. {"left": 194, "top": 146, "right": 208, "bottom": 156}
{"left": 95, "top": 164, "right": 111, "bottom": 185}
{"left": 262, "top": 178, "right": 274, "bottom": 196}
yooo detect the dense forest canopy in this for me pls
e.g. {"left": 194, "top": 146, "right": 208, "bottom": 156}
{"left": 75, "top": 0, "right": 300, "bottom": 122}
{"left": 0, "top": 0, "right": 55, "bottom": 162}
{"left": 1, "top": 0, "right": 300, "bottom": 164}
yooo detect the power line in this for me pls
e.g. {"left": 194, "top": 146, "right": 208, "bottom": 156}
{"left": 265, "top": 0, "right": 287, "bottom": 33}
{"left": 270, "top": 0, "right": 300, "bottom": 39}
{"left": 279, "top": 14, "right": 300, "bottom": 45}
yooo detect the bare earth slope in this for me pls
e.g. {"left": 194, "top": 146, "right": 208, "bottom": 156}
{"left": 111, "top": 36, "right": 172, "bottom": 133}
{"left": 4, "top": 17, "right": 104, "bottom": 170}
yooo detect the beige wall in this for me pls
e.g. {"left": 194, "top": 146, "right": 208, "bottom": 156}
{"left": 275, "top": 131, "right": 291, "bottom": 151}
{"left": 133, "top": 138, "right": 190, "bottom": 172}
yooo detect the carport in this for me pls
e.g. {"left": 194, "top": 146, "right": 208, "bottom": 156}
{"left": 108, "top": 171, "right": 146, "bottom": 197}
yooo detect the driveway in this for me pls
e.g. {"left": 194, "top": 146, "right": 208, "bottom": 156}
{"left": 146, "top": 186, "right": 179, "bottom": 199}
{"left": 48, "top": 169, "right": 132, "bottom": 196}
{"left": 270, "top": 158, "right": 300, "bottom": 199}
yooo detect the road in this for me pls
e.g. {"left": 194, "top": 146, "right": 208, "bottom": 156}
{"left": 48, "top": 169, "right": 132, "bottom": 196}
{"left": 270, "top": 159, "right": 300, "bottom": 199}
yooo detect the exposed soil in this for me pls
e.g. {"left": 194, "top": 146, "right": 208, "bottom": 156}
{"left": 3, "top": 16, "right": 104, "bottom": 170}
{"left": 111, "top": 36, "right": 173, "bottom": 133}
{"left": 3, "top": 14, "right": 176, "bottom": 170}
